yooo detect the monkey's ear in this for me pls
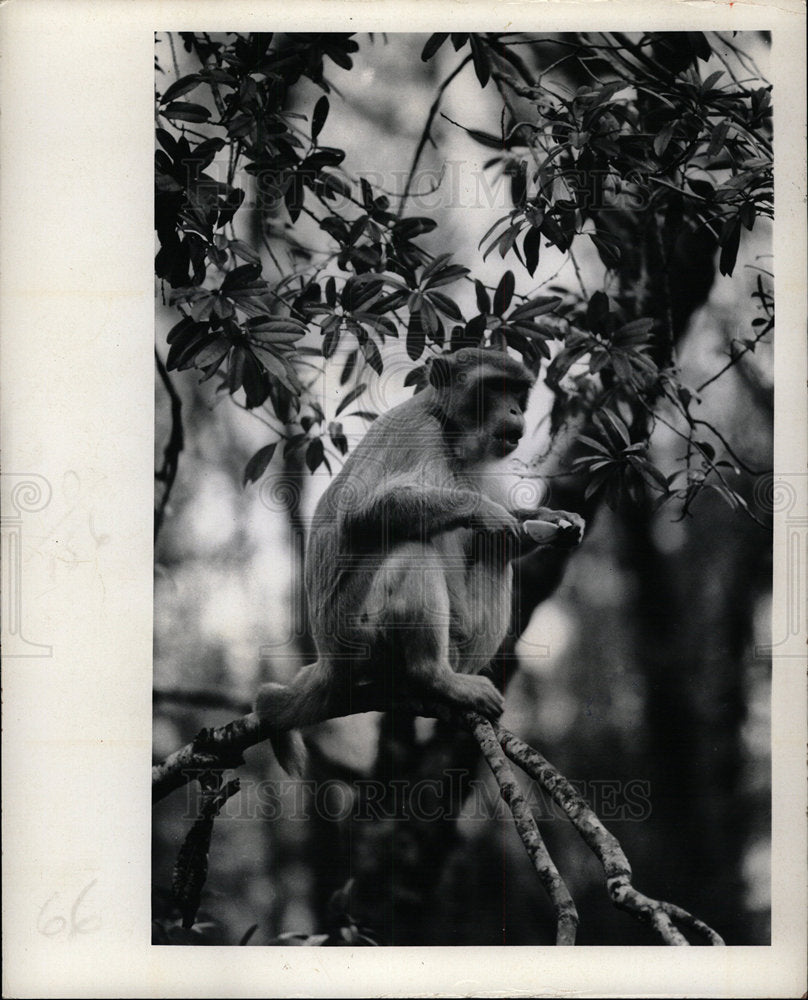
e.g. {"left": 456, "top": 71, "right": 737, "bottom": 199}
{"left": 428, "top": 355, "right": 453, "bottom": 389}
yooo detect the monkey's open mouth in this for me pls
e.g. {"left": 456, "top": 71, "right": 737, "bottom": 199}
{"left": 501, "top": 434, "right": 521, "bottom": 455}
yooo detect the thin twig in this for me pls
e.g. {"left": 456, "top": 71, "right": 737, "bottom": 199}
{"left": 696, "top": 322, "right": 772, "bottom": 392}
{"left": 397, "top": 55, "right": 473, "bottom": 219}
{"left": 154, "top": 349, "right": 184, "bottom": 541}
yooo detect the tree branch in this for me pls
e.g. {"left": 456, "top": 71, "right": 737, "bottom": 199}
{"left": 153, "top": 691, "right": 725, "bottom": 945}
{"left": 465, "top": 712, "right": 578, "bottom": 944}
{"left": 496, "top": 729, "right": 725, "bottom": 945}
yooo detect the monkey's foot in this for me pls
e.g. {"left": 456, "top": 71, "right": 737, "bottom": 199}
{"left": 443, "top": 673, "right": 505, "bottom": 718}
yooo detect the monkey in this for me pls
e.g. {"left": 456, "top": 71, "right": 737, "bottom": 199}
{"left": 255, "top": 348, "right": 585, "bottom": 775}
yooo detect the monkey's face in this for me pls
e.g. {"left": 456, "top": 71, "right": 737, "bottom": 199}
{"left": 428, "top": 350, "right": 533, "bottom": 465}
{"left": 469, "top": 379, "right": 527, "bottom": 458}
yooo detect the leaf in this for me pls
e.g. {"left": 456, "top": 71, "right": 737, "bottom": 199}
{"left": 328, "top": 421, "right": 349, "bottom": 456}
{"left": 510, "top": 296, "right": 561, "bottom": 321}
{"left": 687, "top": 177, "right": 714, "bottom": 200}
{"left": 422, "top": 264, "right": 470, "bottom": 289}
{"left": 707, "top": 119, "right": 730, "bottom": 159}
{"left": 311, "top": 95, "right": 329, "bottom": 140}
{"left": 335, "top": 382, "right": 368, "bottom": 417}
{"left": 242, "top": 350, "right": 270, "bottom": 407}
{"left": 166, "top": 326, "right": 213, "bottom": 371}
{"left": 739, "top": 202, "right": 756, "bottom": 231}
{"left": 302, "top": 147, "right": 345, "bottom": 170}
{"left": 469, "top": 34, "right": 490, "bottom": 88}
{"left": 577, "top": 434, "right": 613, "bottom": 457}
{"left": 160, "top": 74, "right": 203, "bottom": 104}
{"left": 584, "top": 467, "right": 613, "bottom": 501}
{"left": 687, "top": 31, "right": 712, "bottom": 62}
{"left": 523, "top": 227, "right": 541, "bottom": 277}
{"left": 718, "top": 217, "right": 741, "bottom": 277}
{"left": 637, "top": 458, "right": 669, "bottom": 492}
{"left": 461, "top": 125, "right": 503, "bottom": 150}
{"left": 166, "top": 315, "right": 198, "bottom": 345}
{"left": 322, "top": 323, "right": 341, "bottom": 359}
{"left": 464, "top": 313, "right": 488, "bottom": 343}
{"left": 227, "top": 344, "right": 247, "bottom": 394}
{"left": 194, "top": 337, "right": 231, "bottom": 373}
{"left": 340, "top": 350, "right": 357, "bottom": 385}
{"left": 478, "top": 214, "right": 510, "bottom": 252}
{"left": 163, "top": 102, "right": 211, "bottom": 123}
{"left": 614, "top": 318, "right": 654, "bottom": 345}
{"left": 586, "top": 291, "right": 610, "bottom": 332}
{"left": 155, "top": 128, "right": 178, "bottom": 157}
{"left": 404, "top": 365, "right": 427, "bottom": 388}
{"left": 695, "top": 439, "right": 716, "bottom": 461}
{"left": 343, "top": 275, "right": 384, "bottom": 312}
{"left": 243, "top": 442, "right": 278, "bottom": 485}
{"left": 497, "top": 225, "right": 519, "bottom": 260}
{"left": 394, "top": 217, "right": 437, "bottom": 241}
{"left": 701, "top": 70, "right": 724, "bottom": 93}
{"left": 427, "top": 290, "right": 463, "bottom": 322}
{"left": 361, "top": 337, "right": 384, "bottom": 375}
{"left": 493, "top": 271, "right": 515, "bottom": 316}
{"left": 229, "top": 239, "right": 260, "bottom": 264}
{"left": 419, "top": 296, "right": 439, "bottom": 336}
{"left": 510, "top": 161, "right": 527, "bottom": 208}
{"left": 420, "top": 253, "right": 454, "bottom": 284}
{"left": 239, "top": 924, "right": 259, "bottom": 947}
{"left": 653, "top": 123, "right": 676, "bottom": 159}
{"left": 221, "top": 262, "right": 263, "bottom": 291}
{"left": 306, "top": 437, "right": 325, "bottom": 473}
{"left": 540, "top": 214, "right": 572, "bottom": 253}
{"left": 589, "top": 232, "right": 621, "bottom": 270}
{"left": 598, "top": 409, "right": 631, "bottom": 448}
{"left": 475, "top": 279, "right": 491, "bottom": 314}
{"left": 355, "top": 313, "right": 399, "bottom": 339}
{"left": 421, "top": 33, "right": 449, "bottom": 61}
{"left": 406, "top": 312, "right": 426, "bottom": 361}
{"left": 247, "top": 315, "right": 307, "bottom": 334}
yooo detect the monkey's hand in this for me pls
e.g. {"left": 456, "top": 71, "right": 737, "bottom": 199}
{"left": 522, "top": 510, "right": 585, "bottom": 548}
{"left": 470, "top": 500, "right": 521, "bottom": 542}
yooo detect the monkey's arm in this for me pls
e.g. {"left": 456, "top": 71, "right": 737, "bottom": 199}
{"left": 349, "top": 485, "right": 520, "bottom": 543}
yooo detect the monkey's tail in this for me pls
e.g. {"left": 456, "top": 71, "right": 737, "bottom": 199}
{"left": 255, "top": 662, "right": 332, "bottom": 778}
{"left": 268, "top": 727, "right": 308, "bottom": 779}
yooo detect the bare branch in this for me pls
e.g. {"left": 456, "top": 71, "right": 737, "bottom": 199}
{"left": 496, "top": 728, "right": 725, "bottom": 945}
{"left": 465, "top": 712, "right": 578, "bottom": 944}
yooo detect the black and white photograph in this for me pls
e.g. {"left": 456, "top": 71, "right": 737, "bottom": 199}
{"left": 1, "top": 2, "right": 806, "bottom": 997}
{"left": 152, "top": 28, "right": 774, "bottom": 947}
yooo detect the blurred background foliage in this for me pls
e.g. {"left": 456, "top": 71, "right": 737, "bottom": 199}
{"left": 153, "top": 31, "right": 772, "bottom": 945}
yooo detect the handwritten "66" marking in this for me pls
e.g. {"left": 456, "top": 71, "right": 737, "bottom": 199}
{"left": 37, "top": 880, "right": 100, "bottom": 938}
